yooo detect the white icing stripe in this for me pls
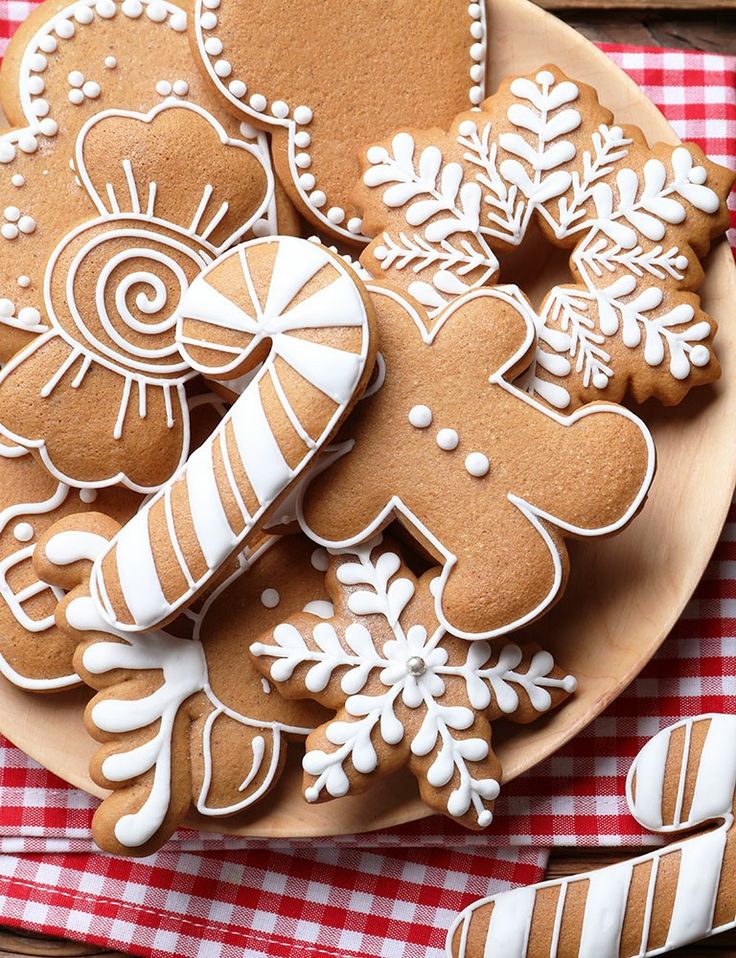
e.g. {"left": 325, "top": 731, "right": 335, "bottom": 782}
{"left": 263, "top": 236, "right": 328, "bottom": 317}
{"left": 688, "top": 716, "right": 736, "bottom": 825}
{"left": 275, "top": 335, "right": 361, "bottom": 404}
{"left": 579, "top": 862, "right": 632, "bottom": 958}
{"left": 482, "top": 886, "right": 535, "bottom": 957}
{"left": 275, "top": 272, "right": 367, "bottom": 332}
{"left": 230, "top": 382, "right": 293, "bottom": 506}
{"left": 631, "top": 727, "right": 671, "bottom": 829}
{"left": 182, "top": 278, "right": 259, "bottom": 333}
{"left": 665, "top": 825, "right": 727, "bottom": 946}
{"left": 113, "top": 507, "right": 169, "bottom": 628}
{"left": 185, "top": 441, "right": 238, "bottom": 567}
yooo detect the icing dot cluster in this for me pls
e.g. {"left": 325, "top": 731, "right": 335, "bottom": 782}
{"left": 0, "top": 0, "right": 188, "bottom": 163}
{"left": 408, "top": 405, "right": 490, "bottom": 477}
{"left": 155, "top": 79, "right": 190, "bottom": 97}
{"left": 0, "top": 297, "right": 42, "bottom": 328}
{"left": 466, "top": 2, "right": 486, "bottom": 107}
{"left": 2, "top": 206, "right": 36, "bottom": 240}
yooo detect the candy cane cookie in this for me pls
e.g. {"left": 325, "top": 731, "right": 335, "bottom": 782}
{"left": 447, "top": 714, "right": 736, "bottom": 958}
{"left": 90, "top": 235, "right": 377, "bottom": 631}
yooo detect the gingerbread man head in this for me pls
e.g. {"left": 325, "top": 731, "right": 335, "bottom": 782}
{"left": 298, "top": 284, "right": 655, "bottom": 639}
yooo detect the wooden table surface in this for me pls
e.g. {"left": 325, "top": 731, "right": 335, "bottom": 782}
{"left": 2, "top": 2, "right": 734, "bottom": 956}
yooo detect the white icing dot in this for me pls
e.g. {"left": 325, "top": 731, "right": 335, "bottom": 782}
{"left": 74, "top": 5, "right": 94, "bottom": 23}
{"left": 690, "top": 345, "right": 711, "bottom": 367}
{"left": 105, "top": 56, "right": 117, "bottom": 68}
{"left": 56, "top": 19, "right": 75, "bottom": 37}
{"left": 271, "top": 99, "right": 289, "bottom": 118}
{"left": 409, "top": 404, "right": 432, "bottom": 428}
{"left": 366, "top": 145, "right": 388, "bottom": 164}
{"left": 156, "top": 80, "right": 172, "bottom": 96}
{"left": 690, "top": 166, "right": 707, "bottom": 185}
{"left": 458, "top": 119, "right": 476, "bottom": 137}
{"left": 82, "top": 81, "right": 101, "bottom": 98}
{"left": 39, "top": 35, "right": 57, "bottom": 52}
{"left": 260, "top": 677, "right": 271, "bottom": 694}
{"left": 1, "top": 224, "right": 18, "bottom": 240}
{"left": 68, "top": 89, "right": 85, "bottom": 105}
{"left": 592, "top": 371, "right": 609, "bottom": 389}
{"left": 121, "top": 0, "right": 142, "bottom": 17}
{"left": 0, "top": 143, "right": 16, "bottom": 164}
{"left": 465, "top": 452, "right": 489, "bottom": 477}
{"left": 295, "top": 152, "right": 311, "bottom": 169}
{"left": 239, "top": 120, "right": 256, "bottom": 138}
{"left": 310, "top": 547, "right": 329, "bottom": 572}
{"left": 229, "top": 79, "right": 246, "bottom": 98}
{"left": 27, "top": 76, "right": 45, "bottom": 95}
{"left": 249, "top": 93, "right": 267, "bottom": 112}
{"left": 299, "top": 172, "right": 315, "bottom": 191}
{"left": 373, "top": 245, "right": 388, "bottom": 261}
{"left": 0, "top": 299, "right": 14, "bottom": 317}
{"left": 172, "top": 79, "right": 189, "bottom": 96}
{"left": 68, "top": 70, "right": 84, "bottom": 87}
{"left": 18, "top": 133, "right": 38, "bottom": 153}
{"left": 675, "top": 255, "right": 689, "bottom": 271}
{"left": 214, "top": 59, "right": 232, "bottom": 78}
{"left": 470, "top": 42, "right": 484, "bottom": 61}
{"left": 477, "top": 810, "right": 493, "bottom": 828}
{"left": 294, "top": 130, "right": 311, "bottom": 148}
{"left": 79, "top": 487, "right": 98, "bottom": 503}
{"left": 251, "top": 219, "right": 269, "bottom": 237}
{"left": 469, "top": 85, "right": 483, "bottom": 106}
{"left": 470, "top": 20, "right": 483, "bottom": 38}
{"left": 261, "top": 588, "right": 280, "bottom": 609}
{"left": 468, "top": 2, "right": 481, "bottom": 16}
{"left": 327, "top": 206, "right": 344, "bottom": 224}
{"left": 17, "top": 276, "right": 30, "bottom": 288}
{"left": 347, "top": 217, "right": 363, "bottom": 234}
{"left": 18, "top": 306, "right": 40, "bottom": 326}
{"left": 13, "top": 522, "right": 33, "bottom": 542}
{"left": 31, "top": 98, "right": 50, "bottom": 117}
{"left": 202, "top": 0, "right": 220, "bottom": 7}
{"left": 169, "top": 9, "right": 187, "bottom": 30}
{"left": 310, "top": 190, "right": 326, "bottom": 208}
{"left": 204, "top": 36, "right": 223, "bottom": 55}
{"left": 4, "top": 206, "right": 20, "bottom": 222}
{"left": 293, "top": 105, "right": 312, "bottom": 125}
{"left": 18, "top": 216, "right": 36, "bottom": 234}
{"left": 146, "top": 1, "right": 167, "bottom": 21}
{"left": 437, "top": 428, "right": 459, "bottom": 451}
{"left": 536, "top": 70, "right": 555, "bottom": 85}
{"left": 39, "top": 118, "right": 58, "bottom": 137}
{"left": 200, "top": 10, "right": 217, "bottom": 28}
{"left": 470, "top": 63, "right": 484, "bottom": 82}
{"left": 29, "top": 53, "right": 47, "bottom": 72}
{"left": 96, "top": 0, "right": 117, "bottom": 17}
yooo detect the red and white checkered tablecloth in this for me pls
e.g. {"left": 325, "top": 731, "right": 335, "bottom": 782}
{"left": 1, "top": 2, "right": 736, "bottom": 952}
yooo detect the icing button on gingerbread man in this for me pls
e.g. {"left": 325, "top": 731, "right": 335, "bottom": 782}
{"left": 298, "top": 284, "right": 656, "bottom": 640}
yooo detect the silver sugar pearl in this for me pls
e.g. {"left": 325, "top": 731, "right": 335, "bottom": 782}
{"left": 406, "top": 656, "right": 427, "bottom": 676}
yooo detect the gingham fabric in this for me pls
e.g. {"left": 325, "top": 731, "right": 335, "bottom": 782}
{"left": 0, "top": 1, "right": 735, "bottom": 951}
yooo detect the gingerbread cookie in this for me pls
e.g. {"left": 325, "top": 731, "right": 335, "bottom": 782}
{"left": 43, "top": 519, "right": 332, "bottom": 855}
{"left": 0, "top": 0, "right": 296, "bottom": 364}
{"left": 192, "top": 0, "right": 487, "bottom": 243}
{"left": 297, "top": 282, "right": 655, "bottom": 640}
{"left": 89, "top": 235, "right": 377, "bottom": 632}
{"left": 354, "top": 66, "right": 734, "bottom": 409}
{"left": 0, "top": 98, "right": 271, "bottom": 492}
{"left": 250, "top": 536, "right": 576, "bottom": 828}
{"left": 449, "top": 714, "right": 736, "bottom": 957}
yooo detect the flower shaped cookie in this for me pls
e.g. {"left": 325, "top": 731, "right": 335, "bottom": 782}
{"left": 298, "top": 282, "right": 655, "bottom": 640}
{"left": 354, "top": 66, "right": 735, "bottom": 409}
{"left": 41, "top": 519, "right": 331, "bottom": 856}
{"left": 0, "top": 100, "right": 272, "bottom": 492}
{"left": 0, "top": 0, "right": 289, "bottom": 364}
{"left": 250, "top": 537, "right": 576, "bottom": 828}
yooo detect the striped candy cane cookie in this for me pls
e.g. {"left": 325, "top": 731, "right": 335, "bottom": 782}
{"left": 90, "top": 236, "right": 376, "bottom": 631}
{"left": 447, "top": 714, "right": 736, "bottom": 958}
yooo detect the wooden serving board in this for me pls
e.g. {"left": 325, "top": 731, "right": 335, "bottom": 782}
{"left": 0, "top": 0, "right": 734, "bottom": 838}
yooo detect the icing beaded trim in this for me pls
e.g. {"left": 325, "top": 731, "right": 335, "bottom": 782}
{"left": 194, "top": 0, "right": 487, "bottom": 243}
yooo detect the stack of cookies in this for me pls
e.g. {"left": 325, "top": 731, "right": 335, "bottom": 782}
{"left": 0, "top": 0, "right": 731, "bottom": 857}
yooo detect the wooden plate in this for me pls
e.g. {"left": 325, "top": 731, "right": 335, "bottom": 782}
{"left": 0, "top": 0, "right": 734, "bottom": 838}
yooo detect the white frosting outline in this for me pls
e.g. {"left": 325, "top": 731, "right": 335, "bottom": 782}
{"left": 297, "top": 282, "right": 656, "bottom": 641}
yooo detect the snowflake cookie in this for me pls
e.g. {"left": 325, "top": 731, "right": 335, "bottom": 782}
{"left": 0, "top": 0, "right": 295, "bottom": 365}
{"left": 353, "top": 66, "right": 735, "bottom": 409}
{"left": 249, "top": 537, "right": 576, "bottom": 829}
{"left": 193, "top": 0, "right": 487, "bottom": 243}
{"left": 44, "top": 519, "right": 331, "bottom": 856}
{"left": 449, "top": 714, "right": 736, "bottom": 957}
{"left": 0, "top": 99, "right": 272, "bottom": 493}
{"left": 298, "top": 282, "right": 655, "bottom": 640}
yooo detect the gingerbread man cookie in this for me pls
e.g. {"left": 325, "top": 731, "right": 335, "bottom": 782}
{"left": 297, "top": 282, "right": 655, "bottom": 640}
{"left": 250, "top": 536, "right": 576, "bottom": 829}
{"left": 0, "top": 0, "right": 294, "bottom": 364}
{"left": 192, "top": 0, "right": 487, "bottom": 243}
{"left": 0, "top": 99, "right": 271, "bottom": 492}
{"left": 90, "top": 235, "right": 377, "bottom": 632}
{"left": 43, "top": 519, "right": 331, "bottom": 856}
{"left": 354, "top": 66, "right": 735, "bottom": 409}
{"left": 449, "top": 714, "right": 736, "bottom": 958}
